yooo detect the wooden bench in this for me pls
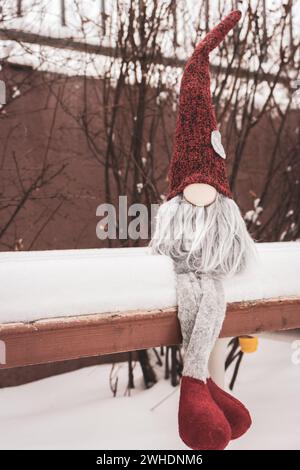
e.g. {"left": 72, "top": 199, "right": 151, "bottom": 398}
{"left": 1, "top": 244, "right": 300, "bottom": 369}
{"left": 1, "top": 297, "right": 300, "bottom": 369}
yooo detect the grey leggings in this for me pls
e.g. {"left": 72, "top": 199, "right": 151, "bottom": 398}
{"left": 175, "top": 265, "right": 226, "bottom": 381}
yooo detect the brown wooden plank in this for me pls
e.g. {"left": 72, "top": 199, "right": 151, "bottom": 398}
{"left": 0, "top": 297, "right": 300, "bottom": 369}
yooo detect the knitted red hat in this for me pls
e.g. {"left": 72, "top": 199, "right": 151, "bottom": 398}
{"left": 167, "top": 10, "right": 241, "bottom": 200}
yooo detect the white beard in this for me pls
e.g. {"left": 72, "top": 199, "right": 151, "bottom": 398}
{"left": 150, "top": 193, "right": 256, "bottom": 278}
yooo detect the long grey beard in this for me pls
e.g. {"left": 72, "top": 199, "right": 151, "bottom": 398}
{"left": 150, "top": 193, "right": 256, "bottom": 278}
{"left": 150, "top": 194, "right": 256, "bottom": 381}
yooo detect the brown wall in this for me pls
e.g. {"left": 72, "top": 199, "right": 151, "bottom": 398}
{"left": 1, "top": 61, "right": 299, "bottom": 250}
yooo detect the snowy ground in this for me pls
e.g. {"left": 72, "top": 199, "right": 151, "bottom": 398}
{"left": 0, "top": 337, "right": 299, "bottom": 450}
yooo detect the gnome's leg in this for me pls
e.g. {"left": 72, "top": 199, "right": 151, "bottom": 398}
{"left": 177, "top": 273, "right": 226, "bottom": 381}
{"left": 175, "top": 270, "right": 231, "bottom": 450}
{"left": 176, "top": 270, "right": 251, "bottom": 446}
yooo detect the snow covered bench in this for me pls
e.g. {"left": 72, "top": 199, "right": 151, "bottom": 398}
{"left": 0, "top": 243, "right": 300, "bottom": 369}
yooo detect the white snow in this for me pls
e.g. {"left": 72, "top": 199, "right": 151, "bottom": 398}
{"left": 0, "top": 242, "right": 300, "bottom": 324}
{"left": 222, "top": 242, "right": 300, "bottom": 303}
{"left": 0, "top": 337, "right": 299, "bottom": 450}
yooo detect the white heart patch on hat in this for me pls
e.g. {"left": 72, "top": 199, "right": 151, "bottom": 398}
{"left": 211, "top": 130, "right": 226, "bottom": 159}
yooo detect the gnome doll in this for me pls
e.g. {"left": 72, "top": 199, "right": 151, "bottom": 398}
{"left": 151, "top": 10, "right": 256, "bottom": 450}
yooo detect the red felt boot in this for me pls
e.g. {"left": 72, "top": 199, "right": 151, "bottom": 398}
{"left": 207, "top": 378, "right": 252, "bottom": 439}
{"left": 178, "top": 376, "right": 231, "bottom": 450}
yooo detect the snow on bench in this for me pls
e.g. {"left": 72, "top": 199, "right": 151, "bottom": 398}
{"left": 1, "top": 242, "right": 300, "bottom": 324}
{"left": 0, "top": 242, "right": 300, "bottom": 369}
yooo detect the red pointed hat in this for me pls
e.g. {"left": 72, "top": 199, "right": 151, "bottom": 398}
{"left": 167, "top": 10, "right": 241, "bottom": 200}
